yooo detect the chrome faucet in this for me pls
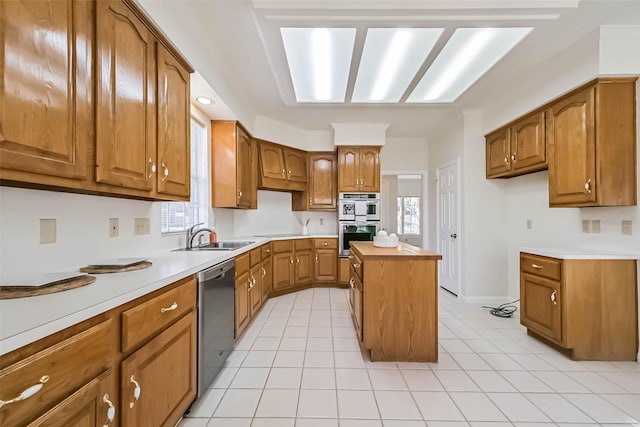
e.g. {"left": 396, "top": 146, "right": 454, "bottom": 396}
{"left": 186, "top": 223, "right": 215, "bottom": 249}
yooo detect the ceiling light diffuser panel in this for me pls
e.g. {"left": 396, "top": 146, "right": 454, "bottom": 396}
{"left": 407, "top": 27, "right": 533, "bottom": 103}
{"left": 281, "top": 27, "right": 356, "bottom": 102}
{"left": 352, "top": 28, "right": 444, "bottom": 103}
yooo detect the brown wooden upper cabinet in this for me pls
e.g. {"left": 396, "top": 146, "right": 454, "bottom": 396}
{"left": 0, "top": 0, "right": 193, "bottom": 201}
{"left": 338, "top": 146, "right": 381, "bottom": 192}
{"left": 258, "top": 140, "right": 307, "bottom": 191}
{"left": 0, "top": 0, "right": 93, "bottom": 187}
{"left": 547, "top": 78, "right": 636, "bottom": 207}
{"left": 292, "top": 152, "right": 338, "bottom": 211}
{"left": 486, "top": 111, "right": 546, "bottom": 179}
{"left": 211, "top": 121, "right": 257, "bottom": 209}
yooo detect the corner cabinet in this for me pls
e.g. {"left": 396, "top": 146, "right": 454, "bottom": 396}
{"left": 338, "top": 146, "right": 381, "bottom": 192}
{"left": 257, "top": 140, "right": 307, "bottom": 192}
{"left": 0, "top": 0, "right": 193, "bottom": 202}
{"left": 547, "top": 78, "right": 637, "bottom": 207}
{"left": 292, "top": 152, "right": 338, "bottom": 211}
{"left": 486, "top": 111, "right": 546, "bottom": 179}
{"left": 211, "top": 121, "right": 257, "bottom": 209}
{"left": 520, "top": 252, "right": 638, "bottom": 360}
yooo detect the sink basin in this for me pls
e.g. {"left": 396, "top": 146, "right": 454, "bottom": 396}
{"left": 174, "top": 241, "right": 255, "bottom": 251}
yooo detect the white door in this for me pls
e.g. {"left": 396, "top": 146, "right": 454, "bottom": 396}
{"left": 437, "top": 161, "right": 460, "bottom": 296}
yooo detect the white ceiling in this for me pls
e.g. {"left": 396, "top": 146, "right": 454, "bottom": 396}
{"left": 137, "top": 0, "right": 640, "bottom": 138}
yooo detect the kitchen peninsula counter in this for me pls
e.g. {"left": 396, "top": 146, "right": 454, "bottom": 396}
{"left": 349, "top": 242, "right": 442, "bottom": 362}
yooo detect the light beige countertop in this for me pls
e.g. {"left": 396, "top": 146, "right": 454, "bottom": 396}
{"left": 521, "top": 247, "right": 640, "bottom": 260}
{"left": 0, "top": 234, "right": 337, "bottom": 356}
{"left": 351, "top": 241, "right": 442, "bottom": 259}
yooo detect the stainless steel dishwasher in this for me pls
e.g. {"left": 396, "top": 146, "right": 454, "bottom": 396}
{"left": 197, "top": 258, "right": 235, "bottom": 398}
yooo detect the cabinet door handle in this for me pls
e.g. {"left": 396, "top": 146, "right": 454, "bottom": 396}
{"left": 352, "top": 263, "right": 360, "bottom": 268}
{"left": 531, "top": 264, "right": 543, "bottom": 269}
{"left": 584, "top": 179, "right": 592, "bottom": 194}
{"left": 349, "top": 277, "right": 355, "bottom": 289}
{"left": 160, "top": 302, "right": 178, "bottom": 313}
{"left": 248, "top": 277, "right": 253, "bottom": 288}
{"left": 103, "top": 393, "right": 116, "bottom": 425}
{"left": 161, "top": 162, "right": 169, "bottom": 181}
{"left": 252, "top": 277, "right": 256, "bottom": 286}
{"left": 0, "top": 375, "right": 50, "bottom": 409}
{"left": 504, "top": 155, "right": 509, "bottom": 164}
{"left": 238, "top": 189, "right": 243, "bottom": 199}
{"left": 288, "top": 170, "right": 292, "bottom": 175}
{"left": 290, "top": 257, "right": 294, "bottom": 264}
{"left": 511, "top": 153, "right": 516, "bottom": 162}
{"left": 550, "top": 290, "right": 557, "bottom": 305}
{"left": 296, "top": 257, "right": 300, "bottom": 264}
{"left": 148, "top": 158, "right": 156, "bottom": 178}
{"left": 266, "top": 248, "right": 270, "bottom": 253}
{"left": 129, "top": 375, "right": 141, "bottom": 408}
{"left": 262, "top": 267, "right": 266, "bottom": 277}
{"left": 282, "top": 168, "right": 286, "bottom": 176}
{"left": 315, "top": 255, "right": 318, "bottom": 263}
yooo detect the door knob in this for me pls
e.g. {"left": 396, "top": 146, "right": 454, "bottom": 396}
{"left": 450, "top": 233, "right": 457, "bottom": 239}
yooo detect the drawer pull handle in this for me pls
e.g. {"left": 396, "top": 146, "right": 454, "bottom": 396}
{"left": 129, "top": 375, "right": 141, "bottom": 408}
{"left": 323, "top": 242, "right": 328, "bottom": 246}
{"left": 0, "top": 375, "right": 50, "bottom": 408}
{"left": 352, "top": 263, "right": 360, "bottom": 268}
{"left": 160, "top": 302, "right": 178, "bottom": 313}
{"left": 266, "top": 249, "right": 271, "bottom": 253}
{"left": 531, "top": 264, "right": 543, "bottom": 269}
{"left": 103, "top": 393, "right": 116, "bottom": 425}
{"left": 550, "top": 290, "right": 557, "bottom": 305}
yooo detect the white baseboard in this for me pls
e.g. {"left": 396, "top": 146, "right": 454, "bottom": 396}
{"left": 460, "top": 295, "right": 517, "bottom": 306}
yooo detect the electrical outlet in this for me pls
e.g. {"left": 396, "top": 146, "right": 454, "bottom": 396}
{"left": 134, "top": 217, "right": 150, "bottom": 235}
{"left": 526, "top": 219, "right": 532, "bottom": 229}
{"left": 582, "top": 219, "right": 591, "bottom": 233}
{"left": 40, "top": 219, "right": 56, "bottom": 244}
{"left": 591, "top": 219, "right": 601, "bottom": 233}
{"left": 320, "top": 218, "right": 324, "bottom": 226}
{"left": 109, "top": 218, "right": 119, "bottom": 238}
{"left": 621, "top": 220, "right": 632, "bottom": 235}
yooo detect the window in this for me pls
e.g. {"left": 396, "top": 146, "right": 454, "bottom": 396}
{"left": 161, "top": 118, "right": 208, "bottom": 233}
{"left": 397, "top": 196, "right": 420, "bottom": 235}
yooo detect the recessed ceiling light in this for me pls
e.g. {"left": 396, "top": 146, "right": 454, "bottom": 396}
{"left": 407, "top": 27, "right": 532, "bottom": 103}
{"left": 352, "top": 28, "right": 443, "bottom": 103}
{"left": 195, "top": 96, "right": 214, "bottom": 105}
{"left": 281, "top": 27, "right": 356, "bottom": 103}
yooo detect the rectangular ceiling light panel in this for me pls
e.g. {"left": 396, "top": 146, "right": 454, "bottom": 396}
{"left": 407, "top": 27, "right": 532, "bottom": 103}
{"left": 352, "top": 28, "right": 444, "bottom": 103}
{"left": 281, "top": 27, "right": 356, "bottom": 103}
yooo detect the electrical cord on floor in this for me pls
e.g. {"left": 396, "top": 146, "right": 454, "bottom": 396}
{"left": 482, "top": 299, "right": 520, "bottom": 318}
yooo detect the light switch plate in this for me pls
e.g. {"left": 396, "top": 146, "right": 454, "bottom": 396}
{"left": 591, "top": 219, "right": 601, "bottom": 233}
{"left": 621, "top": 220, "right": 632, "bottom": 235}
{"left": 109, "top": 218, "right": 119, "bottom": 238}
{"left": 134, "top": 218, "right": 150, "bottom": 235}
{"left": 526, "top": 219, "right": 532, "bottom": 229}
{"left": 40, "top": 219, "right": 56, "bottom": 244}
{"left": 582, "top": 220, "right": 591, "bottom": 233}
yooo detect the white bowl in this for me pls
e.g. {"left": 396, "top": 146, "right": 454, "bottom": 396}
{"left": 373, "top": 236, "right": 399, "bottom": 248}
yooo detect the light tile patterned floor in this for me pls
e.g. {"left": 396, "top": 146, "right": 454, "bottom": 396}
{"left": 181, "top": 288, "right": 640, "bottom": 427}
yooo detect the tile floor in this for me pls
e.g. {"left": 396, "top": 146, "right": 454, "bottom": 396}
{"left": 181, "top": 288, "right": 640, "bottom": 427}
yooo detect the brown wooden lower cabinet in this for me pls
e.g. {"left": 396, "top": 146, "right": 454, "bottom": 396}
{"left": 120, "top": 311, "right": 196, "bottom": 426}
{"left": 338, "top": 257, "right": 350, "bottom": 285}
{"left": 520, "top": 252, "right": 638, "bottom": 360}
{"left": 0, "top": 276, "right": 197, "bottom": 427}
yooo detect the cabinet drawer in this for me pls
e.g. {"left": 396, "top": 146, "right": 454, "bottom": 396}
{"left": 349, "top": 253, "right": 363, "bottom": 280}
{"left": 122, "top": 276, "right": 196, "bottom": 352}
{"left": 520, "top": 253, "right": 561, "bottom": 281}
{"left": 250, "top": 248, "right": 261, "bottom": 266}
{"left": 272, "top": 240, "right": 294, "bottom": 254}
{"left": 261, "top": 244, "right": 272, "bottom": 259}
{"left": 0, "top": 319, "right": 113, "bottom": 426}
{"left": 236, "top": 252, "right": 249, "bottom": 276}
{"left": 295, "top": 239, "right": 312, "bottom": 251}
{"left": 314, "top": 238, "right": 337, "bottom": 249}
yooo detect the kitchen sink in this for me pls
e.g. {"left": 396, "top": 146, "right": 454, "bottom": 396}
{"left": 174, "top": 241, "right": 255, "bottom": 251}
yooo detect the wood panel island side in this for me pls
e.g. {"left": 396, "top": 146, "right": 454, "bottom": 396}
{"left": 348, "top": 241, "right": 442, "bottom": 362}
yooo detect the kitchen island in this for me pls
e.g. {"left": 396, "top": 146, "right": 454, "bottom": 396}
{"left": 349, "top": 241, "right": 442, "bottom": 362}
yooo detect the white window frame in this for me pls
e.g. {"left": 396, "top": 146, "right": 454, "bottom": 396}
{"left": 397, "top": 195, "right": 421, "bottom": 235}
{"left": 161, "top": 114, "right": 209, "bottom": 234}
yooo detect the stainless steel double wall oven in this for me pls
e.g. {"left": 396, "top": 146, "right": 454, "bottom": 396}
{"left": 338, "top": 193, "right": 380, "bottom": 257}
